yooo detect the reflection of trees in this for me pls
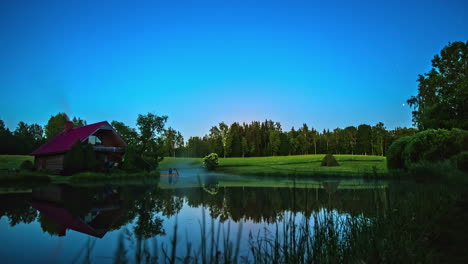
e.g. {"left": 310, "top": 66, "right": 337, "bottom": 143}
{"left": 109, "top": 187, "right": 183, "bottom": 239}
{"left": 134, "top": 191, "right": 165, "bottom": 239}
{"left": 179, "top": 186, "right": 389, "bottom": 223}
{"left": 0, "top": 193, "right": 37, "bottom": 226}
{"left": 38, "top": 213, "right": 61, "bottom": 235}
{"left": 0, "top": 184, "right": 390, "bottom": 239}
{"left": 4, "top": 205, "right": 37, "bottom": 226}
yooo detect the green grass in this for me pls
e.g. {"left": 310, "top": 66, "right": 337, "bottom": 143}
{"left": 0, "top": 155, "right": 34, "bottom": 169}
{"left": 160, "top": 155, "right": 387, "bottom": 177}
{"left": 0, "top": 170, "right": 51, "bottom": 185}
{"left": 0, "top": 155, "right": 160, "bottom": 184}
{"left": 159, "top": 157, "right": 202, "bottom": 169}
{"left": 0, "top": 155, "right": 50, "bottom": 183}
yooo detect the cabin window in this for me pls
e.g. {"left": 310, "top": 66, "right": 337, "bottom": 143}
{"left": 88, "top": 135, "right": 102, "bottom": 145}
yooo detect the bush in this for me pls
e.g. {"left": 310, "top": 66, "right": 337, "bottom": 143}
{"left": 454, "top": 151, "right": 468, "bottom": 172}
{"left": 387, "top": 136, "right": 413, "bottom": 170}
{"left": 321, "top": 154, "right": 340, "bottom": 167}
{"left": 387, "top": 129, "right": 468, "bottom": 171}
{"left": 19, "top": 160, "right": 35, "bottom": 171}
{"left": 63, "top": 140, "right": 99, "bottom": 175}
{"left": 122, "top": 145, "right": 149, "bottom": 172}
{"left": 406, "top": 161, "right": 447, "bottom": 181}
{"left": 203, "top": 153, "right": 219, "bottom": 170}
{"left": 402, "top": 129, "right": 467, "bottom": 168}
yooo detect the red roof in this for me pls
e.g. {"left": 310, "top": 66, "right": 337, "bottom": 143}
{"left": 29, "top": 200, "right": 124, "bottom": 238}
{"left": 31, "top": 121, "right": 108, "bottom": 155}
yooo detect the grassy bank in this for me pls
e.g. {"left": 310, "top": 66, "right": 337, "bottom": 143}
{"left": 0, "top": 155, "right": 160, "bottom": 184}
{"left": 69, "top": 171, "right": 160, "bottom": 183}
{"left": 160, "top": 155, "right": 388, "bottom": 177}
{"left": 0, "top": 155, "right": 33, "bottom": 169}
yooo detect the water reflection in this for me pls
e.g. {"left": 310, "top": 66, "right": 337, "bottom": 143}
{"left": 0, "top": 178, "right": 451, "bottom": 264}
{"left": 0, "top": 180, "right": 388, "bottom": 238}
{"left": 30, "top": 185, "right": 124, "bottom": 237}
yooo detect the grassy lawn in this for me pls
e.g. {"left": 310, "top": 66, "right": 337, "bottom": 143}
{"left": 0, "top": 155, "right": 33, "bottom": 169}
{"left": 0, "top": 154, "right": 388, "bottom": 180}
{"left": 160, "top": 154, "right": 387, "bottom": 177}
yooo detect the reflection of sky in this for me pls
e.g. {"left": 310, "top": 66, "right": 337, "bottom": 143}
{"left": 0, "top": 201, "right": 358, "bottom": 263}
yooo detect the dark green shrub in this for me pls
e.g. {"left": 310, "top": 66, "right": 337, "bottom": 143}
{"left": 203, "top": 153, "right": 219, "bottom": 170}
{"left": 387, "top": 136, "right": 413, "bottom": 170}
{"left": 454, "top": 151, "right": 468, "bottom": 172}
{"left": 402, "top": 129, "right": 468, "bottom": 168}
{"left": 20, "top": 160, "right": 35, "bottom": 171}
{"left": 122, "top": 145, "right": 149, "bottom": 172}
{"left": 321, "top": 154, "right": 340, "bottom": 167}
{"left": 407, "top": 161, "right": 445, "bottom": 181}
{"left": 63, "top": 140, "right": 99, "bottom": 175}
{"left": 142, "top": 156, "right": 158, "bottom": 171}
{"left": 84, "top": 144, "right": 99, "bottom": 171}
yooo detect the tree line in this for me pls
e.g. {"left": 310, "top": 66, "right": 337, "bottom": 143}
{"left": 0, "top": 113, "right": 417, "bottom": 159}
{"left": 0, "top": 112, "right": 183, "bottom": 169}
{"left": 180, "top": 121, "right": 418, "bottom": 158}
{"left": 0, "top": 115, "right": 86, "bottom": 155}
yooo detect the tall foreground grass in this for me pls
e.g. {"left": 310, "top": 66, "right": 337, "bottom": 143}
{"left": 97, "top": 181, "right": 455, "bottom": 264}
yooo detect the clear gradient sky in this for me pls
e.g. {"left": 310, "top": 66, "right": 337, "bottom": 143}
{"left": 1, "top": 0, "right": 467, "bottom": 138}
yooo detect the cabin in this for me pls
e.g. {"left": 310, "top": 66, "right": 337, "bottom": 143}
{"left": 31, "top": 121, "right": 127, "bottom": 171}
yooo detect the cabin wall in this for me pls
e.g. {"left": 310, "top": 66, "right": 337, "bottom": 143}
{"left": 35, "top": 154, "right": 64, "bottom": 171}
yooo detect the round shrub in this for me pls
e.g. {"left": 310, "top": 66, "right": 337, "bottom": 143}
{"left": 20, "top": 160, "right": 35, "bottom": 171}
{"left": 386, "top": 136, "right": 413, "bottom": 170}
{"left": 203, "top": 153, "right": 219, "bottom": 170}
{"left": 402, "top": 129, "right": 468, "bottom": 168}
{"left": 321, "top": 154, "right": 340, "bottom": 167}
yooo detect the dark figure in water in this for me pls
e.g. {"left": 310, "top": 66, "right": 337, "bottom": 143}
{"left": 168, "top": 168, "right": 173, "bottom": 184}
{"left": 173, "top": 168, "right": 179, "bottom": 183}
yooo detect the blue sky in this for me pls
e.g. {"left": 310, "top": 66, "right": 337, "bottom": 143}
{"left": 1, "top": 0, "right": 467, "bottom": 138}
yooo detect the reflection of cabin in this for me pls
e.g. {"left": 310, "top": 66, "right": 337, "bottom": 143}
{"left": 31, "top": 121, "right": 127, "bottom": 171}
{"left": 29, "top": 185, "right": 123, "bottom": 238}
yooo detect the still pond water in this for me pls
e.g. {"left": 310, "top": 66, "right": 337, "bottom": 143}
{"left": 0, "top": 173, "right": 391, "bottom": 263}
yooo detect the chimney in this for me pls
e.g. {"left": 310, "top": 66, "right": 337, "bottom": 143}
{"left": 64, "top": 121, "right": 74, "bottom": 132}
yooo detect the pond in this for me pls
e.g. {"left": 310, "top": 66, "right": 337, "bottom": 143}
{"left": 0, "top": 174, "right": 446, "bottom": 263}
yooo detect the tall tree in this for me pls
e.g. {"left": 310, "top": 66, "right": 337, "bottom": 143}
{"left": 111, "top": 121, "right": 139, "bottom": 146}
{"left": 344, "top": 126, "right": 358, "bottom": 155}
{"left": 268, "top": 130, "right": 281, "bottom": 156}
{"left": 372, "top": 122, "right": 387, "bottom": 156}
{"left": 407, "top": 41, "right": 468, "bottom": 130}
{"left": 356, "top": 124, "right": 372, "bottom": 155}
{"left": 208, "top": 125, "right": 224, "bottom": 156}
{"left": 45, "top": 113, "right": 86, "bottom": 139}
{"left": 0, "top": 120, "right": 15, "bottom": 154}
{"left": 219, "top": 122, "right": 229, "bottom": 158}
{"left": 163, "top": 127, "right": 177, "bottom": 157}
{"left": 162, "top": 127, "right": 183, "bottom": 157}
{"left": 226, "top": 122, "right": 242, "bottom": 157}
{"left": 299, "top": 124, "right": 310, "bottom": 154}
{"left": 44, "top": 113, "right": 69, "bottom": 139}
{"left": 136, "top": 113, "right": 168, "bottom": 166}
{"left": 241, "top": 137, "right": 249, "bottom": 157}
{"left": 309, "top": 128, "right": 319, "bottom": 155}
{"left": 174, "top": 131, "right": 184, "bottom": 157}
{"left": 72, "top": 117, "right": 87, "bottom": 127}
